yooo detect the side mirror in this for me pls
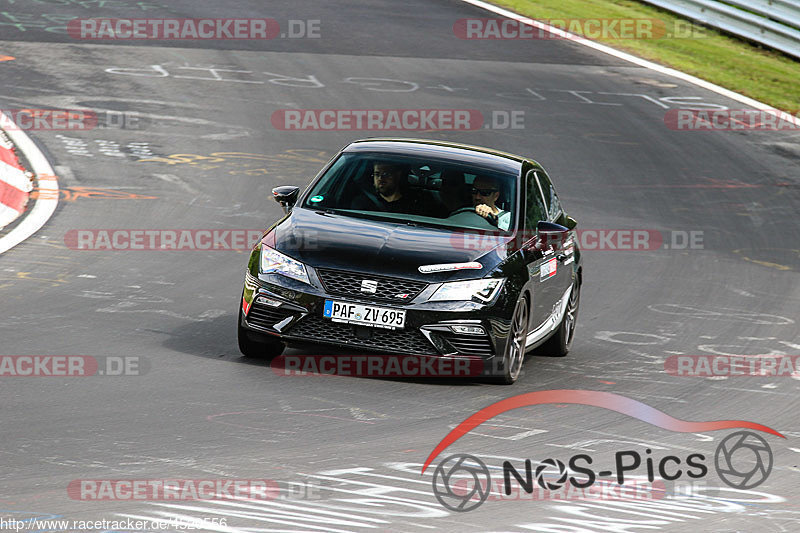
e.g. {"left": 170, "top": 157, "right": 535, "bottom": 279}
{"left": 272, "top": 186, "right": 300, "bottom": 214}
{"left": 534, "top": 221, "right": 569, "bottom": 251}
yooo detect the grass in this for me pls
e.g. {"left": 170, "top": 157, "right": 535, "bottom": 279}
{"left": 487, "top": 0, "right": 800, "bottom": 113}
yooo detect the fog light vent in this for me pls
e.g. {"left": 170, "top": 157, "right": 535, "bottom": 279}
{"left": 256, "top": 296, "right": 282, "bottom": 307}
{"left": 450, "top": 325, "right": 485, "bottom": 335}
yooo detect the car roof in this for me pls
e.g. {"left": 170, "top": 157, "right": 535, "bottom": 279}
{"left": 343, "top": 138, "right": 532, "bottom": 176}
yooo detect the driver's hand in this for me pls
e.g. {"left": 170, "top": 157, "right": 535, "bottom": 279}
{"left": 475, "top": 204, "right": 493, "bottom": 218}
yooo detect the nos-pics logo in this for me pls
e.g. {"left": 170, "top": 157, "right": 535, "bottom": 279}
{"left": 423, "top": 390, "right": 782, "bottom": 512}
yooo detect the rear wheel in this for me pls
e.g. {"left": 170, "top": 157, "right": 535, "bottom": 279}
{"left": 537, "top": 282, "right": 580, "bottom": 357}
{"left": 238, "top": 309, "right": 285, "bottom": 358}
{"left": 491, "top": 295, "right": 529, "bottom": 384}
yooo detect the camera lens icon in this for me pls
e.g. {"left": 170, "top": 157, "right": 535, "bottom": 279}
{"left": 535, "top": 458, "right": 568, "bottom": 490}
{"left": 432, "top": 454, "right": 491, "bottom": 512}
{"left": 715, "top": 431, "right": 773, "bottom": 489}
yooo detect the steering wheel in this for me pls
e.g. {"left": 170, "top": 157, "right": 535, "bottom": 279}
{"left": 446, "top": 206, "right": 499, "bottom": 229}
{"left": 448, "top": 206, "right": 479, "bottom": 216}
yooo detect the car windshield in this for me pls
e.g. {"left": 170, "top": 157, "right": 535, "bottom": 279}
{"left": 301, "top": 152, "right": 518, "bottom": 233}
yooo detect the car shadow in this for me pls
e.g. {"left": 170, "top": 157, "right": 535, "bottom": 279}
{"left": 162, "top": 312, "right": 487, "bottom": 385}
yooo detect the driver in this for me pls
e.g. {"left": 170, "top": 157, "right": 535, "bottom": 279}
{"left": 472, "top": 175, "right": 511, "bottom": 230}
{"left": 351, "top": 161, "right": 416, "bottom": 213}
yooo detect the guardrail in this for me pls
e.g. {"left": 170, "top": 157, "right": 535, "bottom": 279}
{"left": 640, "top": 0, "right": 800, "bottom": 59}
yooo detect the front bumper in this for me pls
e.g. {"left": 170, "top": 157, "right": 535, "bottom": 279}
{"left": 240, "top": 270, "right": 515, "bottom": 359}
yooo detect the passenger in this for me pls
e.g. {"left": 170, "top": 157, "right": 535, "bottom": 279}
{"left": 351, "top": 161, "right": 416, "bottom": 213}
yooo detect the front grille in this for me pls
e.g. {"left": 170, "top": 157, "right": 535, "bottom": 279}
{"left": 316, "top": 268, "right": 427, "bottom": 304}
{"left": 286, "top": 315, "right": 436, "bottom": 355}
{"left": 246, "top": 304, "right": 295, "bottom": 331}
{"left": 440, "top": 333, "right": 495, "bottom": 357}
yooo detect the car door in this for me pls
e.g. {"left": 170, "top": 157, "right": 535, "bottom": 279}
{"left": 522, "top": 169, "right": 554, "bottom": 332}
{"left": 534, "top": 169, "right": 574, "bottom": 315}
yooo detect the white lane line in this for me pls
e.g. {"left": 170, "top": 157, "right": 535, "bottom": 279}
{"left": 149, "top": 502, "right": 380, "bottom": 529}
{"left": 124, "top": 509, "right": 364, "bottom": 533}
{"left": 302, "top": 473, "right": 436, "bottom": 498}
{"left": 151, "top": 500, "right": 386, "bottom": 526}
{"left": 318, "top": 470, "right": 431, "bottom": 486}
{"left": 458, "top": 0, "right": 800, "bottom": 126}
{"left": 172, "top": 498, "right": 387, "bottom": 524}
{"left": 0, "top": 111, "right": 59, "bottom": 255}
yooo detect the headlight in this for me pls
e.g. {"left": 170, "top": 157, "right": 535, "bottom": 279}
{"left": 428, "top": 278, "right": 504, "bottom": 303}
{"left": 260, "top": 246, "right": 310, "bottom": 285}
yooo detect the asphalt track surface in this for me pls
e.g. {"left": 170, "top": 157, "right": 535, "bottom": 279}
{"left": 1, "top": 1, "right": 799, "bottom": 531}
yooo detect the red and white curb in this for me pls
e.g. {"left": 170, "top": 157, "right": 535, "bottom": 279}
{"left": 0, "top": 110, "right": 59, "bottom": 255}
{"left": 0, "top": 131, "right": 31, "bottom": 228}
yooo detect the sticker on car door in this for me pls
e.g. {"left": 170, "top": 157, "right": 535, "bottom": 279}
{"left": 540, "top": 257, "right": 557, "bottom": 281}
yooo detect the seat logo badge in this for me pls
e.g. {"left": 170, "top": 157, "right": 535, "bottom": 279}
{"left": 361, "top": 280, "right": 378, "bottom": 293}
{"left": 395, "top": 293, "right": 410, "bottom": 299}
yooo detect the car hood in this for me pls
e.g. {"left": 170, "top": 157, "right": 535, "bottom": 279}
{"left": 272, "top": 208, "right": 512, "bottom": 282}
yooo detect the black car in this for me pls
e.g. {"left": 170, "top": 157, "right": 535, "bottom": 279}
{"left": 238, "top": 138, "right": 582, "bottom": 383}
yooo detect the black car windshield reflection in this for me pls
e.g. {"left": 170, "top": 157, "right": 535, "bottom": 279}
{"left": 302, "top": 152, "right": 518, "bottom": 233}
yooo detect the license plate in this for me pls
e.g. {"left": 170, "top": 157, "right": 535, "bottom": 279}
{"left": 323, "top": 300, "right": 406, "bottom": 330}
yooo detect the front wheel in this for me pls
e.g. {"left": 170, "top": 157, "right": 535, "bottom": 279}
{"left": 537, "top": 282, "right": 580, "bottom": 357}
{"left": 238, "top": 309, "right": 285, "bottom": 358}
{"left": 490, "top": 295, "right": 529, "bottom": 384}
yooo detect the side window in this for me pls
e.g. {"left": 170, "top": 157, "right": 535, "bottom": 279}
{"left": 535, "top": 170, "right": 562, "bottom": 221}
{"left": 525, "top": 170, "right": 547, "bottom": 232}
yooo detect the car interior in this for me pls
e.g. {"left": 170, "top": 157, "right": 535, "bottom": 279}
{"left": 347, "top": 160, "right": 513, "bottom": 220}
{"left": 302, "top": 154, "right": 515, "bottom": 232}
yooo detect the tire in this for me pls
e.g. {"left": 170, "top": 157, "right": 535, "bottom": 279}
{"left": 537, "top": 281, "right": 580, "bottom": 358}
{"left": 238, "top": 309, "right": 285, "bottom": 358}
{"left": 490, "top": 295, "right": 529, "bottom": 384}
